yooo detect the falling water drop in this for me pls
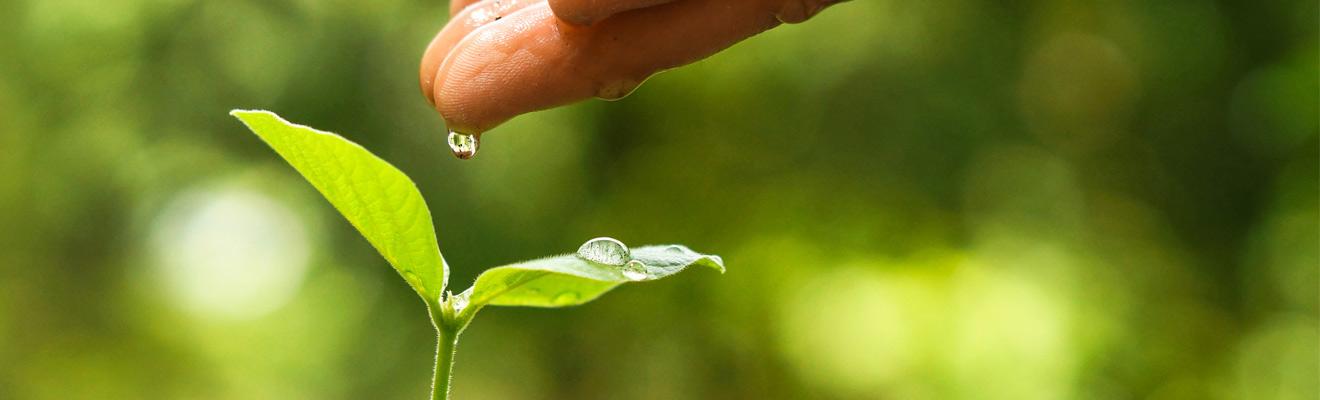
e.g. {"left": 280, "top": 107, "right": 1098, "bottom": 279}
{"left": 576, "top": 237, "right": 630, "bottom": 266}
{"left": 621, "top": 260, "right": 648, "bottom": 281}
{"left": 447, "top": 130, "right": 479, "bottom": 160}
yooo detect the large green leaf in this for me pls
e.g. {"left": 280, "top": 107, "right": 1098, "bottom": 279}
{"left": 466, "top": 245, "right": 724, "bottom": 309}
{"left": 231, "top": 110, "right": 447, "bottom": 301}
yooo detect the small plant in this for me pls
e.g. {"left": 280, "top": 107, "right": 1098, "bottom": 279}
{"left": 230, "top": 110, "right": 724, "bottom": 400}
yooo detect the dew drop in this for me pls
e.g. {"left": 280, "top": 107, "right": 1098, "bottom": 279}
{"left": 448, "top": 290, "right": 470, "bottom": 313}
{"left": 447, "top": 130, "right": 479, "bottom": 160}
{"left": 621, "top": 260, "right": 647, "bottom": 281}
{"left": 576, "top": 237, "right": 630, "bottom": 266}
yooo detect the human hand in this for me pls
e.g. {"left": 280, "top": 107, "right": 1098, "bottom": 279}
{"left": 420, "top": 0, "right": 840, "bottom": 140}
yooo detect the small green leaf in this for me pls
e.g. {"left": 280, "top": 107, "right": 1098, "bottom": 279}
{"left": 231, "top": 110, "right": 447, "bottom": 302}
{"left": 466, "top": 245, "right": 723, "bottom": 309}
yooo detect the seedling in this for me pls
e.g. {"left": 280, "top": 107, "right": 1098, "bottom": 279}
{"left": 230, "top": 110, "right": 724, "bottom": 399}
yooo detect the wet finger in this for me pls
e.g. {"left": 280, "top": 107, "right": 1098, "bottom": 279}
{"left": 421, "top": 0, "right": 542, "bottom": 105}
{"left": 432, "top": 0, "right": 825, "bottom": 134}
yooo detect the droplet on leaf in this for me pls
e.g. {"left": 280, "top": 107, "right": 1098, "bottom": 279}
{"left": 621, "top": 260, "right": 647, "bottom": 281}
{"left": 576, "top": 237, "right": 631, "bottom": 266}
{"left": 448, "top": 290, "right": 470, "bottom": 313}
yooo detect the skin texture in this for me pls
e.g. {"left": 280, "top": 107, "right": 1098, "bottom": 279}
{"left": 548, "top": 0, "right": 678, "bottom": 25}
{"left": 422, "top": 0, "right": 839, "bottom": 135}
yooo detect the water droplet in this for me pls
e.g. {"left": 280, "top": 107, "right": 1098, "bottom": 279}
{"left": 576, "top": 237, "right": 630, "bottom": 266}
{"left": 621, "top": 260, "right": 647, "bottom": 281}
{"left": 447, "top": 130, "right": 479, "bottom": 160}
{"left": 448, "top": 290, "right": 470, "bottom": 313}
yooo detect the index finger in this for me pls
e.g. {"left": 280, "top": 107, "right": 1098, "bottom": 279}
{"left": 423, "top": 0, "right": 541, "bottom": 104}
{"left": 430, "top": 0, "right": 783, "bottom": 134}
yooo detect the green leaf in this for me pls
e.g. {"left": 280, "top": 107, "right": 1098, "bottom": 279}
{"left": 231, "top": 110, "right": 447, "bottom": 302}
{"left": 466, "top": 245, "right": 723, "bottom": 309}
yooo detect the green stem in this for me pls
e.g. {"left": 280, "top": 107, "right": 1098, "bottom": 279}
{"left": 432, "top": 326, "right": 459, "bottom": 400}
{"left": 430, "top": 292, "right": 474, "bottom": 400}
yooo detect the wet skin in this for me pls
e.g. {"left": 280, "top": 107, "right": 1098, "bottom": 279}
{"left": 420, "top": 0, "right": 840, "bottom": 135}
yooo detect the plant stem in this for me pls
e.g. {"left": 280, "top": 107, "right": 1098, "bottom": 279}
{"left": 432, "top": 326, "right": 459, "bottom": 400}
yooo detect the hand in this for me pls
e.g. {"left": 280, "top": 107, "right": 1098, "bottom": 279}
{"left": 420, "top": 0, "right": 840, "bottom": 135}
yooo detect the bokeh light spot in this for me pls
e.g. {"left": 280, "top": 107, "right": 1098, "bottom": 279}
{"left": 1019, "top": 33, "right": 1138, "bottom": 152}
{"left": 777, "top": 266, "right": 925, "bottom": 396}
{"left": 149, "top": 182, "right": 312, "bottom": 321}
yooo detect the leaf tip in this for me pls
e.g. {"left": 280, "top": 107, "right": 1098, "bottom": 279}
{"left": 666, "top": 245, "right": 724, "bottom": 274}
{"left": 705, "top": 255, "right": 726, "bottom": 274}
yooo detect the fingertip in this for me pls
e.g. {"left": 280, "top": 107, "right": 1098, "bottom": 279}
{"left": 423, "top": 0, "right": 541, "bottom": 110}
{"left": 432, "top": 4, "right": 598, "bottom": 133}
{"left": 429, "top": 0, "right": 806, "bottom": 133}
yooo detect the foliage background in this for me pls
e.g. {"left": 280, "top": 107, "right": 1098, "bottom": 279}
{"left": 0, "top": 0, "right": 1316, "bottom": 398}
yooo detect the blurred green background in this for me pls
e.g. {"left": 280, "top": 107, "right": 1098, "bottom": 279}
{"left": 1, "top": 0, "right": 1317, "bottom": 398}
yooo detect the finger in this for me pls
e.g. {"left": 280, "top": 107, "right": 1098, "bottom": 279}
{"left": 431, "top": 0, "right": 835, "bottom": 134}
{"left": 547, "top": 0, "right": 678, "bottom": 26}
{"left": 421, "top": 0, "right": 541, "bottom": 105}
